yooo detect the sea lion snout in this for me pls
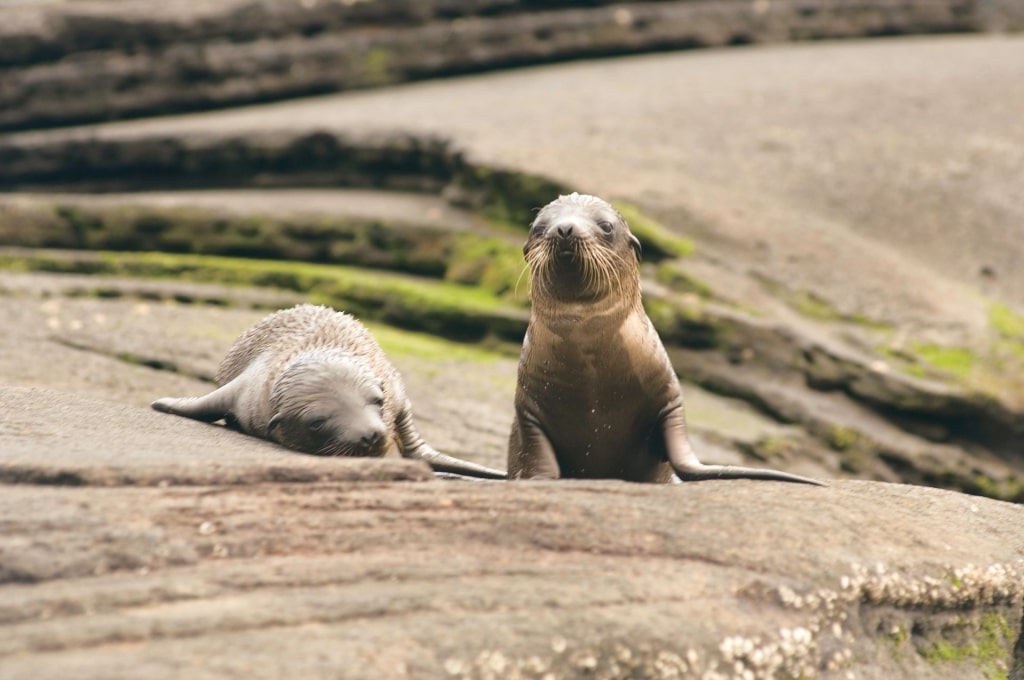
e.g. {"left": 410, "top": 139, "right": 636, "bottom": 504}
{"left": 550, "top": 221, "right": 580, "bottom": 258}
{"left": 336, "top": 419, "right": 388, "bottom": 457}
{"left": 360, "top": 428, "right": 384, "bottom": 447}
{"left": 554, "top": 222, "right": 575, "bottom": 238}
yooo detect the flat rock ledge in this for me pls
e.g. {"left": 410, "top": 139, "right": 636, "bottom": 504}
{"left": 4, "top": 0, "right": 1021, "bottom": 131}
{"left": 2, "top": 386, "right": 1023, "bottom": 679}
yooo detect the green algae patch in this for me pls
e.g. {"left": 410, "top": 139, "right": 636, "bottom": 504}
{"left": 970, "top": 474, "right": 1024, "bottom": 504}
{"left": 452, "top": 166, "right": 571, "bottom": 228}
{"left": 653, "top": 261, "right": 713, "bottom": 299}
{"left": 3, "top": 201, "right": 460, "bottom": 277}
{"left": 989, "top": 302, "right": 1024, "bottom": 340}
{"left": 612, "top": 201, "right": 694, "bottom": 260}
{"left": 0, "top": 197, "right": 540, "bottom": 298}
{"left": 445, "top": 233, "right": 526, "bottom": 297}
{"left": 791, "top": 290, "right": 843, "bottom": 322}
{"left": 366, "top": 322, "right": 507, "bottom": 364}
{"left": 360, "top": 46, "right": 397, "bottom": 86}
{"left": 825, "top": 425, "right": 861, "bottom": 452}
{"left": 909, "top": 342, "right": 976, "bottom": 382}
{"left": 0, "top": 248, "right": 529, "bottom": 342}
{"left": 643, "top": 296, "right": 725, "bottom": 350}
{"left": 755, "top": 274, "right": 892, "bottom": 330}
{"left": 742, "top": 434, "right": 808, "bottom": 464}
{"left": 921, "top": 612, "right": 1014, "bottom": 680}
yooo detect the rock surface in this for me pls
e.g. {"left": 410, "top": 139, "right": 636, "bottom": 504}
{"left": 3, "top": 11, "right": 1024, "bottom": 677}
{"left": 4, "top": 0, "right": 1021, "bottom": 131}
{"left": 2, "top": 270, "right": 1023, "bottom": 678}
{"left": 3, "top": 382, "right": 1024, "bottom": 679}
{"left": 2, "top": 34, "right": 1023, "bottom": 499}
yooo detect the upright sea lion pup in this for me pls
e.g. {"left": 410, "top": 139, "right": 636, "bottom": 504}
{"left": 153, "top": 304, "right": 506, "bottom": 479}
{"left": 509, "top": 193, "right": 823, "bottom": 485}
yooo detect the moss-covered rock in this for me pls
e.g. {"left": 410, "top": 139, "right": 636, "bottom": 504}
{"left": 445, "top": 233, "right": 526, "bottom": 298}
{"left": 612, "top": 200, "right": 695, "bottom": 261}
{"left": 643, "top": 295, "right": 724, "bottom": 350}
{"left": 3, "top": 0, "right": 1008, "bottom": 131}
{"left": 989, "top": 302, "right": 1024, "bottom": 340}
{"left": 652, "top": 260, "right": 712, "bottom": 299}
{"left": 0, "top": 248, "right": 529, "bottom": 343}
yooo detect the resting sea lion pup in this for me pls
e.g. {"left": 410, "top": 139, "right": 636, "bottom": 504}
{"left": 153, "top": 304, "right": 506, "bottom": 479}
{"left": 509, "top": 193, "right": 823, "bottom": 485}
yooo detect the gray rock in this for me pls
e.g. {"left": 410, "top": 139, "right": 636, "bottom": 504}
{"left": 1, "top": 385, "right": 1022, "bottom": 677}
{"left": 2, "top": 0, "right": 1020, "bottom": 131}
{"left": 0, "top": 385, "right": 433, "bottom": 488}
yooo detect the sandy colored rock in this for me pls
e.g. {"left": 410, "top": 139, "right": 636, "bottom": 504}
{"left": 1, "top": 427, "right": 1023, "bottom": 678}
{"left": 2, "top": 27, "right": 1024, "bottom": 679}
{"left": 1, "top": 280, "right": 1022, "bottom": 678}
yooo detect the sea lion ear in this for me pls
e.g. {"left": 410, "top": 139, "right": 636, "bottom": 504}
{"left": 629, "top": 233, "right": 642, "bottom": 262}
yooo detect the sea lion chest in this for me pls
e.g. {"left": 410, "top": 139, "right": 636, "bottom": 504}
{"left": 518, "top": 310, "right": 675, "bottom": 479}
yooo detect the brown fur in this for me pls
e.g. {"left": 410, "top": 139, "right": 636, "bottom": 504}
{"left": 508, "top": 193, "right": 823, "bottom": 485}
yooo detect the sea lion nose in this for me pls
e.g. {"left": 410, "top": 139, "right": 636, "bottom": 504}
{"left": 555, "top": 223, "right": 574, "bottom": 238}
{"left": 360, "top": 429, "right": 383, "bottom": 447}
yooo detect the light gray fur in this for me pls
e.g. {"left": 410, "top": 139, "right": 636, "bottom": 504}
{"left": 153, "top": 304, "right": 506, "bottom": 479}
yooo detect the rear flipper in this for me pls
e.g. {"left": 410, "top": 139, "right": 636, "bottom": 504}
{"left": 395, "top": 408, "right": 507, "bottom": 480}
{"left": 663, "top": 408, "right": 825, "bottom": 486}
{"left": 151, "top": 382, "right": 239, "bottom": 424}
{"left": 673, "top": 463, "right": 826, "bottom": 486}
{"left": 414, "top": 447, "right": 508, "bottom": 480}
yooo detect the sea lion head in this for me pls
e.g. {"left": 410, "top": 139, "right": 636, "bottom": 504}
{"left": 268, "top": 349, "right": 389, "bottom": 457}
{"left": 524, "top": 193, "right": 642, "bottom": 304}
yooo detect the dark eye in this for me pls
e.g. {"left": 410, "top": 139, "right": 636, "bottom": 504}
{"left": 309, "top": 418, "right": 327, "bottom": 431}
{"left": 530, "top": 220, "right": 547, "bottom": 236}
{"left": 373, "top": 396, "right": 385, "bottom": 408}
{"left": 597, "top": 220, "right": 614, "bottom": 234}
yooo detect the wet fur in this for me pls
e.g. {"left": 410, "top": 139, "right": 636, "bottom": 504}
{"left": 509, "top": 193, "right": 823, "bottom": 485}
{"left": 154, "top": 304, "right": 506, "bottom": 479}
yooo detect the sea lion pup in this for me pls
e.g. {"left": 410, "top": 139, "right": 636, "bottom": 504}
{"left": 509, "top": 193, "right": 823, "bottom": 485}
{"left": 153, "top": 304, "right": 506, "bottom": 479}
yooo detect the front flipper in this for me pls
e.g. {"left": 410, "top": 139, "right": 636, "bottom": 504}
{"left": 394, "top": 407, "right": 507, "bottom": 480}
{"left": 151, "top": 380, "right": 242, "bottom": 424}
{"left": 507, "top": 412, "right": 561, "bottom": 480}
{"left": 661, "top": 406, "right": 826, "bottom": 486}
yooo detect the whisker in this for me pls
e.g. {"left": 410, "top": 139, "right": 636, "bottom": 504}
{"left": 514, "top": 263, "right": 532, "bottom": 299}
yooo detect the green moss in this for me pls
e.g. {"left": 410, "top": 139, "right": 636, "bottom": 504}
{"left": 366, "top": 323, "right": 505, "bottom": 364}
{"left": 748, "top": 435, "right": 802, "bottom": 461}
{"left": 909, "top": 342, "right": 976, "bottom": 381}
{"left": 0, "top": 249, "right": 529, "bottom": 342}
{"left": 445, "top": 234, "right": 526, "bottom": 297}
{"left": 792, "top": 291, "right": 842, "bottom": 322}
{"left": 826, "top": 425, "right": 860, "bottom": 452}
{"left": 9, "top": 201, "right": 480, "bottom": 277}
{"left": 921, "top": 612, "right": 1013, "bottom": 680}
{"left": 362, "top": 46, "right": 395, "bottom": 86}
{"left": 643, "top": 296, "right": 723, "bottom": 349}
{"left": 753, "top": 274, "right": 891, "bottom": 330}
{"left": 971, "top": 474, "right": 1024, "bottom": 503}
{"left": 454, "top": 167, "right": 570, "bottom": 228}
{"left": 653, "top": 261, "right": 713, "bottom": 298}
{"left": 989, "top": 302, "right": 1024, "bottom": 340}
{"left": 890, "top": 625, "right": 909, "bottom": 648}
{"left": 612, "top": 201, "right": 695, "bottom": 260}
